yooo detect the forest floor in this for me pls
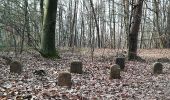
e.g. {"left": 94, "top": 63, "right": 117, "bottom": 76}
{"left": 0, "top": 48, "right": 170, "bottom": 100}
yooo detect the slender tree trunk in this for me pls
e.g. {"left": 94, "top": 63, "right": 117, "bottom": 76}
{"left": 58, "top": 6, "right": 61, "bottom": 47}
{"left": 68, "top": 0, "right": 72, "bottom": 47}
{"left": 123, "top": 0, "right": 129, "bottom": 48}
{"left": 89, "top": 0, "right": 101, "bottom": 48}
{"left": 154, "top": 0, "right": 164, "bottom": 48}
{"left": 40, "top": 0, "right": 59, "bottom": 58}
{"left": 20, "top": 0, "right": 29, "bottom": 53}
{"left": 58, "top": 6, "right": 63, "bottom": 47}
{"left": 109, "top": 0, "right": 113, "bottom": 48}
{"left": 120, "top": 14, "right": 123, "bottom": 49}
{"left": 68, "top": 1, "right": 73, "bottom": 47}
{"left": 25, "top": 0, "right": 31, "bottom": 46}
{"left": 140, "top": 5, "right": 147, "bottom": 49}
{"left": 80, "top": 15, "right": 84, "bottom": 47}
{"left": 70, "top": 0, "right": 78, "bottom": 52}
{"left": 74, "top": 0, "right": 78, "bottom": 47}
{"left": 167, "top": 4, "right": 170, "bottom": 48}
{"left": 128, "top": 0, "right": 144, "bottom": 60}
{"left": 112, "top": 0, "right": 116, "bottom": 49}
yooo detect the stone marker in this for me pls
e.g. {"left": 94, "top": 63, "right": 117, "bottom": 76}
{"left": 153, "top": 62, "right": 163, "bottom": 74}
{"left": 110, "top": 64, "right": 121, "bottom": 79}
{"left": 115, "top": 57, "right": 125, "bottom": 70}
{"left": 58, "top": 72, "right": 72, "bottom": 87}
{"left": 70, "top": 60, "right": 83, "bottom": 74}
{"left": 10, "top": 61, "right": 22, "bottom": 74}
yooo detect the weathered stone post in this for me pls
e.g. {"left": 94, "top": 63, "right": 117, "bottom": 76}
{"left": 110, "top": 64, "right": 121, "bottom": 79}
{"left": 70, "top": 60, "right": 83, "bottom": 74}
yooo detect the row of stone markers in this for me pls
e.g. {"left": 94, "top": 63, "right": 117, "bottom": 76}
{"left": 57, "top": 58, "right": 126, "bottom": 87}
{"left": 57, "top": 58, "right": 164, "bottom": 87}
{"left": 8, "top": 57, "right": 164, "bottom": 87}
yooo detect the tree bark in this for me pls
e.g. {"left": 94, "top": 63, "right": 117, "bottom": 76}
{"left": 123, "top": 0, "right": 129, "bottom": 48}
{"left": 40, "top": 0, "right": 44, "bottom": 25}
{"left": 40, "top": 0, "right": 59, "bottom": 58}
{"left": 167, "top": 4, "right": 170, "bottom": 48}
{"left": 20, "top": 0, "right": 29, "bottom": 53}
{"left": 112, "top": 0, "right": 116, "bottom": 49}
{"left": 25, "top": 0, "right": 31, "bottom": 46}
{"left": 153, "top": 0, "right": 164, "bottom": 48}
{"left": 89, "top": 0, "right": 101, "bottom": 48}
{"left": 128, "top": 0, "right": 144, "bottom": 60}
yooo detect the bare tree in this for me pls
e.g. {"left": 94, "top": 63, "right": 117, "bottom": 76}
{"left": 128, "top": 0, "right": 144, "bottom": 60}
{"left": 167, "top": 4, "right": 170, "bottom": 48}
{"left": 89, "top": 0, "right": 101, "bottom": 48}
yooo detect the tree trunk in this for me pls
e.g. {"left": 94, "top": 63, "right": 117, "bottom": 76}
{"left": 20, "top": 0, "right": 29, "bottom": 53}
{"left": 89, "top": 0, "right": 101, "bottom": 48}
{"left": 109, "top": 0, "right": 112, "bottom": 48}
{"left": 140, "top": 6, "right": 147, "bottom": 49}
{"left": 80, "top": 16, "right": 85, "bottom": 47}
{"left": 40, "top": 0, "right": 59, "bottom": 58}
{"left": 128, "top": 0, "right": 144, "bottom": 60}
{"left": 167, "top": 4, "right": 170, "bottom": 48}
{"left": 153, "top": 0, "right": 164, "bottom": 48}
{"left": 25, "top": 0, "right": 31, "bottom": 46}
{"left": 40, "top": 0, "right": 44, "bottom": 25}
{"left": 112, "top": 0, "right": 116, "bottom": 49}
{"left": 123, "top": 0, "right": 129, "bottom": 48}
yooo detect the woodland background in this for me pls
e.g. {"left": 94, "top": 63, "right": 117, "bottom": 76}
{"left": 0, "top": 0, "right": 170, "bottom": 99}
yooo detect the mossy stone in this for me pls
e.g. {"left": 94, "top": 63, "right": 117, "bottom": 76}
{"left": 110, "top": 64, "right": 121, "bottom": 79}
{"left": 10, "top": 61, "right": 22, "bottom": 74}
{"left": 70, "top": 60, "right": 83, "bottom": 74}
{"left": 58, "top": 72, "right": 72, "bottom": 87}
{"left": 153, "top": 62, "right": 163, "bottom": 74}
